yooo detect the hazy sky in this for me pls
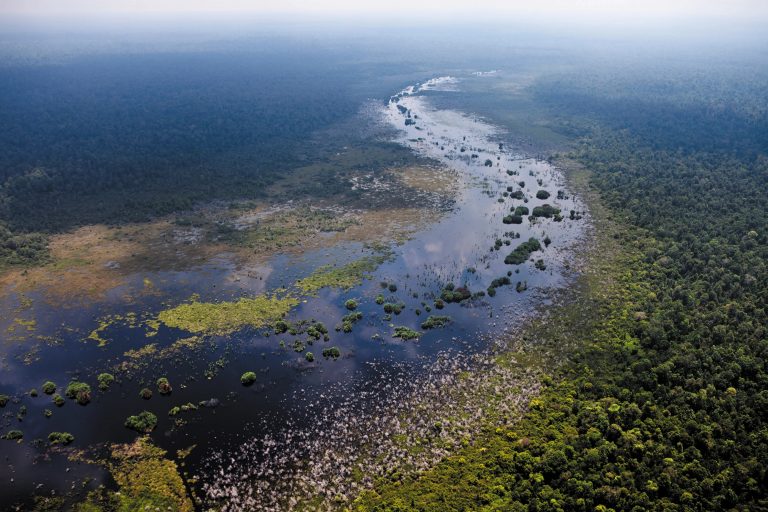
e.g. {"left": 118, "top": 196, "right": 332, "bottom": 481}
{"left": 3, "top": 0, "right": 767, "bottom": 20}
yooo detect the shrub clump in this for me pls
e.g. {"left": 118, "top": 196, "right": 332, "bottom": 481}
{"left": 125, "top": 411, "right": 158, "bottom": 434}
{"left": 97, "top": 373, "right": 115, "bottom": 391}
{"left": 504, "top": 238, "right": 542, "bottom": 265}
{"left": 156, "top": 377, "right": 172, "bottom": 395}
{"left": 322, "top": 346, "right": 341, "bottom": 359}
{"left": 513, "top": 206, "right": 529, "bottom": 216}
{"left": 536, "top": 190, "right": 551, "bottom": 199}
{"left": 339, "top": 311, "right": 363, "bottom": 333}
{"left": 52, "top": 394, "right": 65, "bottom": 407}
{"left": 531, "top": 204, "right": 560, "bottom": 218}
{"left": 240, "top": 372, "right": 257, "bottom": 386}
{"left": 139, "top": 388, "right": 153, "bottom": 400}
{"left": 65, "top": 381, "right": 92, "bottom": 405}
{"left": 48, "top": 432, "right": 74, "bottom": 445}
{"left": 41, "top": 381, "right": 56, "bottom": 395}
{"left": 0, "top": 395, "right": 9, "bottom": 407}
{"left": 420, "top": 316, "right": 452, "bottom": 330}
{"left": 2, "top": 430, "right": 23, "bottom": 441}
{"left": 344, "top": 299, "right": 358, "bottom": 310}
{"left": 503, "top": 214, "right": 523, "bottom": 225}
{"left": 393, "top": 326, "right": 421, "bottom": 340}
{"left": 305, "top": 352, "right": 315, "bottom": 362}
{"left": 440, "top": 283, "right": 472, "bottom": 303}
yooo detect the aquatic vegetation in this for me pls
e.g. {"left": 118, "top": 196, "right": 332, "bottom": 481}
{"left": 305, "top": 352, "right": 315, "bottom": 362}
{"left": 41, "top": 381, "right": 56, "bottom": 395}
{"left": 339, "top": 311, "right": 363, "bottom": 333}
{"left": 440, "top": 283, "right": 472, "bottom": 303}
{"left": 393, "top": 326, "right": 421, "bottom": 340}
{"left": 240, "top": 372, "right": 257, "bottom": 385}
{"left": 434, "top": 299, "right": 445, "bottom": 310}
{"left": 513, "top": 206, "right": 529, "bottom": 216}
{"left": 531, "top": 204, "right": 560, "bottom": 218}
{"left": 344, "top": 299, "right": 358, "bottom": 310}
{"left": 536, "top": 190, "right": 550, "bottom": 199}
{"left": 306, "top": 322, "right": 329, "bottom": 341}
{"left": 388, "top": 283, "right": 398, "bottom": 292}
{"left": 64, "top": 381, "right": 92, "bottom": 405}
{"left": 322, "top": 346, "right": 341, "bottom": 359}
{"left": 504, "top": 237, "right": 542, "bottom": 265}
{"left": 420, "top": 315, "right": 452, "bottom": 330}
{"left": 509, "top": 190, "right": 524, "bottom": 199}
{"left": 97, "top": 373, "right": 115, "bottom": 390}
{"left": 125, "top": 411, "right": 158, "bottom": 433}
{"left": 29, "top": 388, "right": 38, "bottom": 397}
{"left": 297, "top": 254, "right": 390, "bottom": 294}
{"left": 139, "top": 388, "right": 153, "bottom": 400}
{"left": 375, "top": 294, "right": 385, "bottom": 305}
{"left": 2, "top": 430, "right": 23, "bottom": 441}
{"left": 157, "top": 293, "right": 298, "bottom": 336}
{"left": 75, "top": 438, "right": 193, "bottom": 511}
{"left": 52, "top": 394, "right": 65, "bottom": 407}
{"left": 502, "top": 214, "right": 523, "bottom": 224}
{"left": 156, "top": 377, "right": 172, "bottom": 395}
{"left": 0, "top": 395, "right": 9, "bottom": 407}
{"left": 48, "top": 432, "right": 74, "bottom": 445}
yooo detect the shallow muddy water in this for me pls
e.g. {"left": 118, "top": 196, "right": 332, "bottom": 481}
{"left": 0, "top": 73, "right": 586, "bottom": 509}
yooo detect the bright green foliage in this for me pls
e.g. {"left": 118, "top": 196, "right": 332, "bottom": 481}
{"left": 41, "top": 381, "right": 56, "bottom": 395}
{"left": 48, "top": 432, "right": 74, "bottom": 445}
{"left": 393, "top": 326, "right": 421, "bottom": 340}
{"left": 157, "top": 294, "right": 298, "bottom": 336}
{"left": 420, "top": 315, "right": 451, "bottom": 330}
{"left": 240, "top": 372, "right": 257, "bottom": 385}
{"left": 97, "top": 373, "right": 115, "bottom": 391}
{"left": 64, "top": 381, "right": 92, "bottom": 405}
{"left": 125, "top": 411, "right": 158, "bottom": 433}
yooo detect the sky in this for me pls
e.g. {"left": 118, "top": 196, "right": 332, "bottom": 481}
{"left": 3, "top": 0, "right": 767, "bottom": 21}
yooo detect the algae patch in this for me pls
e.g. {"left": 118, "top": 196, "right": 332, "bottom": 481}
{"left": 157, "top": 294, "right": 298, "bottom": 336}
{"left": 296, "top": 253, "right": 391, "bottom": 294}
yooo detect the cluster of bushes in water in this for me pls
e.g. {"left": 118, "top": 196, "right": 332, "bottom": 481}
{"left": 393, "top": 326, "right": 421, "bottom": 340}
{"left": 440, "top": 283, "right": 472, "bottom": 303}
{"left": 339, "top": 311, "right": 363, "bottom": 333}
{"left": 125, "top": 411, "right": 158, "bottom": 433}
{"left": 420, "top": 315, "right": 451, "bottom": 330}
{"left": 504, "top": 238, "right": 542, "bottom": 265}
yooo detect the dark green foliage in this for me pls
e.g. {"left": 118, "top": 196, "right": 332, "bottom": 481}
{"left": 41, "top": 381, "right": 56, "bottom": 395}
{"left": 64, "top": 381, "right": 91, "bottom": 405}
{"left": 124, "top": 411, "right": 158, "bottom": 433}
{"left": 156, "top": 377, "right": 172, "bottom": 395}
{"left": 305, "top": 352, "right": 315, "bottom": 362}
{"left": 0, "top": 394, "right": 9, "bottom": 407}
{"left": 509, "top": 190, "right": 525, "bottom": 199}
{"left": 393, "top": 326, "right": 421, "bottom": 340}
{"left": 322, "top": 346, "right": 341, "bottom": 359}
{"left": 344, "top": 299, "right": 358, "bottom": 310}
{"left": 52, "top": 394, "right": 64, "bottom": 407}
{"left": 2, "top": 430, "right": 23, "bottom": 440}
{"left": 139, "top": 388, "right": 153, "bottom": 400}
{"left": 340, "top": 311, "right": 363, "bottom": 333}
{"left": 531, "top": 203, "right": 560, "bottom": 218}
{"left": 240, "top": 372, "right": 257, "bottom": 386}
{"left": 504, "top": 237, "right": 542, "bottom": 265}
{"left": 97, "top": 373, "right": 115, "bottom": 391}
{"left": 502, "top": 214, "right": 523, "bottom": 224}
{"left": 535, "top": 190, "right": 550, "bottom": 199}
{"left": 513, "top": 206, "right": 529, "bottom": 216}
{"left": 48, "top": 432, "right": 74, "bottom": 445}
{"left": 440, "top": 284, "right": 472, "bottom": 303}
{"left": 420, "top": 315, "right": 451, "bottom": 329}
